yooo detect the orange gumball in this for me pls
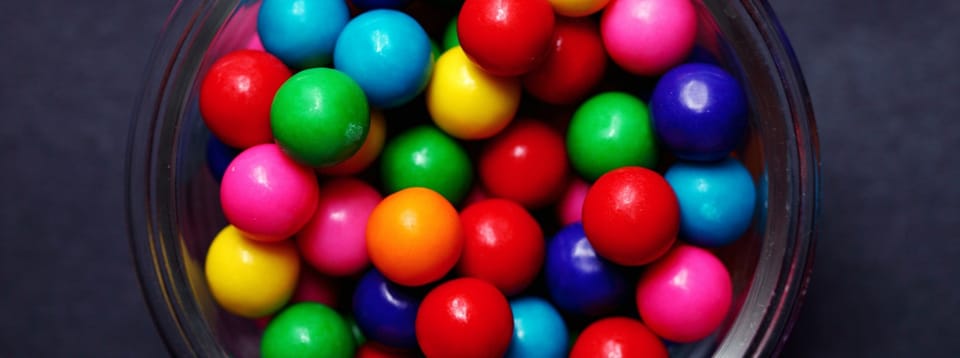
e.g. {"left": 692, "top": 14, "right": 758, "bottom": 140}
{"left": 319, "top": 110, "right": 387, "bottom": 176}
{"left": 366, "top": 187, "right": 463, "bottom": 286}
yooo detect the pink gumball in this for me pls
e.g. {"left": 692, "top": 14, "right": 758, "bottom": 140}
{"left": 245, "top": 32, "right": 265, "bottom": 51}
{"left": 636, "top": 244, "right": 732, "bottom": 343}
{"left": 297, "top": 178, "right": 382, "bottom": 277}
{"left": 601, "top": 0, "right": 697, "bottom": 76}
{"left": 292, "top": 267, "right": 340, "bottom": 307}
{"left": 221, "top": 143, "right": 319, "bottom": 242}
{"left": 557, "top": 178, "right": 589, "bottom": 225}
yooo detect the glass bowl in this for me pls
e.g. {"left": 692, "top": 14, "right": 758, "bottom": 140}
{"left": 126, "top": 0, "right": 820, "bottom": 356}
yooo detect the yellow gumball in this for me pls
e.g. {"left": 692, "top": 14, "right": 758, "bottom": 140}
{"left": 427, "top": 46, "right": 521, "bottom": 140}
{"left": 550, "top": 0, "right": 611, "bottom": 17}
{"left": 204, "top": 225, "right": 300, "bottom": 318}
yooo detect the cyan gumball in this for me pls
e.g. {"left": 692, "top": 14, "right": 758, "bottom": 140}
{"left": 506, "top": 297, "right": 568, "bottom": 358}
{"left": 335, "top": 10, "right": 433, "bottom": 109}
{"left": 352, "top": 269, "right": 422, "bottom": 349}
{"left": 665, "top": 157, "right": 756, "bottom": 247}
{"left": 258, "top": 0, "right": 350, "bottom": 69}
{"left": 545, "top": 223, "right": 629, "bottom": 317}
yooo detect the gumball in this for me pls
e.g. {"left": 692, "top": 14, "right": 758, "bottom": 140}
{"left": 271, "top": 68, "right": 370, "bottom": 167}
{"left": 244, "top": 32, "right": 265, "bottom": 51}
{"left": 199, "top": 50, "right": 291, "bottom": 149}
{"left": 366, "top": 187, "right": 463, "bottom": 286}
{"left": 334, "top": 10, "right": 433, "bottom": 108}
{"left": 380, "top": 126, "right": 473, "bottom": 204}
{"left": 318, "top": 110, "right": 386, "bottom": 176}
{"left": 458, "top": 199, "right": 545, "bottom": 295}
{"left": 261, "top": 302, "right": 356, "bottom": 358}
{"left": 601, "top": 0, "right": 697, "bottom": 76}
{"left": 557, "top": 178, "right": 589, "bottom": 226}
{"left": 220, "top": 143, "right": 319, "bottom": 241}
{"left": 651, "top": 63, "right": 748, "bottom": 161}
{"left": 581, "top": 166, "right": 678, "bottom": 266}
{"left": 569, "top": 317, "right": 668, "bottom": 358}
{"left": 567, "top": 92, "right": 658, "bottom": 181}
{"left": 442, "top": 17, "right": 459, "bottom": 51}
{"left": 545, "top": 223, "right": 629, "bottom": 317}
{"left": 205, "top": 225, "right": 299, "bottom": 318}
{"left": 427, "top": 46, "right": 521, "bottom": 140}
{"left": 479, "top": 120, "right": 569, "bottom": 208}
{"left": 416, "top": 278, "right": 514, "bottom": 358}
{"left": 523, "top": 18, "right": 607, "bottom": 105}
{"left": 458, "top": 0, "right": 555, "bottom": 76}
{"left": 206, "top": 135, "right": 239, "bottom": 183}
{"left": 636, "top": 244, "right": 733, "bottom": 343}
{"left": 506, "top": 297, "right": 568, "bottom": 358}
{"left": 665, "top": 158, "right": 756, "bottom": 247}
{"left": 356, "top": 342, "right": 417, "bottom": 357}
{"left": 549, "top": 0, "right": 610, "bottom": 17}
{"left": 292, "top": 267, "right": 340, "bottom": 307}
{"left": 353, "top": 269, "right": 422, "bottom": 348}
{"left": 297, "top": 178, "right": 382, "bottom": 276}
{"left": 351, "top": 0, "right": 412, "bottom": 10}
{"left": 258, "top": 0, "right": 350, "bottom": 69}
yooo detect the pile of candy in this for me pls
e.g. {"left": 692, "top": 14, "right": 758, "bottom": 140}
{"left": 199, "top": 0, "right": 758, "bottom": 356}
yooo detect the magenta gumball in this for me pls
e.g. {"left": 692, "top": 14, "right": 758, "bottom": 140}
{"left": 635, "top": 244, "right": 733, "bottom": 343}
{"left": 601, "top": 0, "right": 697, "bottom": 76}
{"left": 297, "top": 178, "right": 382, "bottom": 277}
{"left": 557, "top": 178, "right": 589, "bottom": 226}
{"left": 292, "top": 268, "right": 340, "bottom": 308}
{"left": 220, "top": 143, "right": 319, "bottom": 242}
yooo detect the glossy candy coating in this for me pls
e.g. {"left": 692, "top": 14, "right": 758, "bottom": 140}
{"left": 204, "top": 225, "right": 299, "bottom": 318}
{"left": 258, "top": 0, "right": 350, "bottom": 69}
{"left": 380, "top": 126, "right": 473, "bottom": 204}
{"left": 297, "top": 178, "right": 382, "bottom": 276}
{"left": 366, "top": 187, "right": 463, "bottom": 286}
{"left": 549, "top": 0, "right": 610, "bottom": 17}
{"left": 271, "top": 68, "right": 370, "bottom": 167}
{"left": 457, "top": 0, "right": 556, "bottom": 76}
{"left": 334, "top": 10, "right": 434, "bottom": 109}
{"left": 261, "top": 302, "right": 356, "bottom": 358}
{"left": 416, "top": 278, "right": 514, "bottom": 358}
{"left": 651, "top": 63, "right": 749, "bottom": 161}
{"left": 458, "top": 199, "right": 545, "bottom": 295}
{"left": 427, "top": 46, "right": 521, "bottom": 140}
{"left": 199, "top": 50, "right": 291, "bottom": 149}
{"left": 206, "top": 135, "right": 239, "bottom": 183}
{"left": 557, "top": 178, "right": 589, "bottom": 226}
{"left": 220, "top": 144, "right": 319, "bottom": 241}
{"left": 581, "top": 166, "right": 679, "bottom": 266}
{"left": 317, "top": 110, "right": 386, "bottom": 176}
{"left": 601, "top": 0, "right": 697, "bottom": 76}
{"left": 666, "top": 157, "right": 756, "bottom": 247}
{"left": 569, "top": 317, "right": 668, "bottom": 358}
{"left": 567, "top": 92, "right": 658, "bottom": 181}
{"left": 351, "top": 0, "right": 412, "bottom": 10}
{"left": 352, "top": 269, "right": 421, "bottom": 349}
{"left": 479, "top": 120, "right": 569, "bottom": 208}
{"left": 636, "top": 244, "right": 732, "bottom": 343}
{"left": 545, "top": 223, "right": 629, "bottom": 317}
{"left": 523, "top": 18, "right": 607, "bottom": 105}
{"left": 506, "top": 297, "right": 568, "bottom": 358}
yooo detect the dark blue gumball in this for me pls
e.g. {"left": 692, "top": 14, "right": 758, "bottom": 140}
{"left": 351, "top": 0, "right": 412, "bottom": 10}
{"left": 545, "top": 223, "right": 629, "bottom": 318}
{"left": 650, "top": 63, "right": 748, "bottom": 162}
{"left": 206, "top": 135, "right": 239, "bottom": 183}
{"left": 352, "top": 269, "right": 421, "bottom": 349}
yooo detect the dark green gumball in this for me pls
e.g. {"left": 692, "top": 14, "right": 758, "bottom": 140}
{"left": 381, "top": 125, "right": 472, "bottom": 204}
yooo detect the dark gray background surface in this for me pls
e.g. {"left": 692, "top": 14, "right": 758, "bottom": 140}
{"left": 1, "top": 0, "right": 957, "bottom": 356}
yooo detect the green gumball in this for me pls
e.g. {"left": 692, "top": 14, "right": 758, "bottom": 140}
{"left": 381, "top": 125, "right": 472, "bottom": 204}
{"left": 566, "top": 92, "right": 658, "bottom": 181}
{"left": 261, "top": 302, "right": 356, "bottom": 358}
{"left": 271, "top": 68, "right": 370, "bottom": 167}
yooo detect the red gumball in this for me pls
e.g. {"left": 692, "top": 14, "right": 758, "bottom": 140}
{"left": 199, "top": 50, "right": 291, "bottom": 149}
{"left": 479, "top": 119, "right": 569, "bottom": 208}
{"left": 415, "top": 278, "right": 514, "bottom": 358}
{"left": 569, "top": 317, "right": 669, "bottom": 358}
{"left": 458, "top": 199, "right": 545, "bottom": 295}
{"left": 523, "top": 17, "right": 607, "bottom": 105}
{"left": 581, "top": 166, "right": 679, "bottom": 266}
{"left": 458, "top": 0, "right": 556, "bottom": 76}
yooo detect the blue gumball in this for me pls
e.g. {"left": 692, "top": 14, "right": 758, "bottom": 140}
{"left": 545, "top": 223, "right": 629, "bottom": 318}
{"left": 206, "top": 135, "right": 239, "bottom": 183}
{"left": 258, "top": 0, "right": 350, "bottom": 69}
{"left": 665, "top": 157, "right": 757, "bottom": 247}
{"left": 650, "top": 63, "right": 748, "bottom": 161}
{"left": 351, "top": 0, "right": 412, "bottom": 10}
{"left": 506, "top": 297, "right": 568, "bottom": 358}
{"left": 334, "top": 10, "right": 433, "bottom": 109}
{"left": 352, "top": 269, "right": 421, "bottom": 349}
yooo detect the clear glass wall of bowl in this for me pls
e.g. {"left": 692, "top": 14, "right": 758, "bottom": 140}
{"left": 126, "top": 0, "right": 819, "bottom": 356}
